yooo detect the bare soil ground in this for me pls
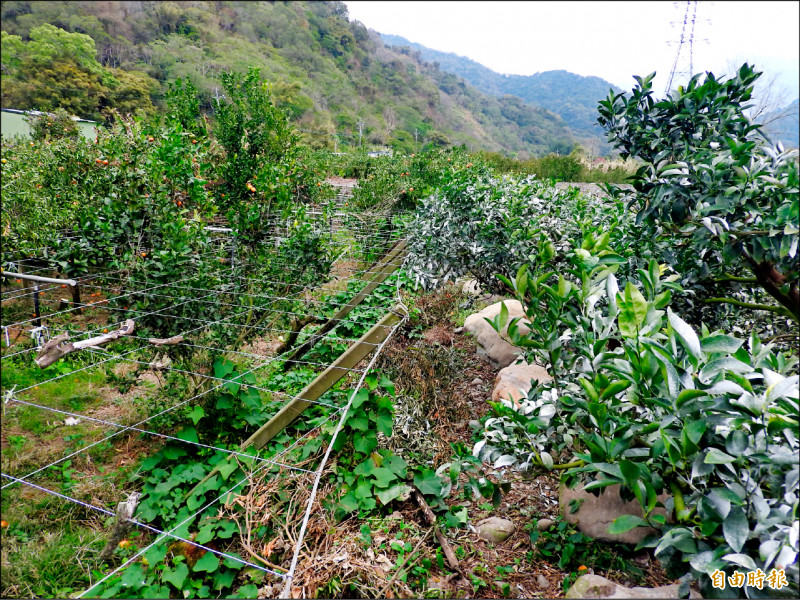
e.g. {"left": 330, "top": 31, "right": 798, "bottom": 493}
{"left": 265, "top": 283, "right": 673, "bottom": 599}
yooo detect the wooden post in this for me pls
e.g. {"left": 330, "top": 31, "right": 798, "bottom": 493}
{"left": 33, "top": 283, "right": 41, "bottom": 327}
{"left": 246, "top": 307, "right": 404, "bottom": 450}
{"left": 71, "top": 283, "right": 82, "bottom": 314}
{"left": 281, "top": 239, "right": 407, "bottom": 370}
{"left": 187, "top": 306, "right": 405, "bottom": 498}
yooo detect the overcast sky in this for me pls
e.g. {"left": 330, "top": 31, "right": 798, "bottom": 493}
{"left": 344, "top": 1, "right": 800, "bottom": 101}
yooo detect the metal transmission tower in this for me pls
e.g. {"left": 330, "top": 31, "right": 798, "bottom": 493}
{"left": 665, "top": 1, "right": 708, "bottom": 95}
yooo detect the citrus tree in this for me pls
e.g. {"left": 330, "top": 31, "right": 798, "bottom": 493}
{"left": 597, "top": 64, "right": 799, "bottom": 323}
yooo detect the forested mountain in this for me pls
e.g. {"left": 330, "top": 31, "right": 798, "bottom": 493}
{"left": 381, "top": 33, "right": 619, "bottom": 153}
{"left": 0, "top": 1, "right": 576, "bottom": 157}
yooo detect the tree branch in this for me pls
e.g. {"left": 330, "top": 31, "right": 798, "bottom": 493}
{"left": 711, "top": 275, "right": 758, "bottom": 284}
{"left": 740, "top": 253, "right": 800, "bottom": 322}
{"left": 702, "top": 297, "right": 793, "bottom": 317}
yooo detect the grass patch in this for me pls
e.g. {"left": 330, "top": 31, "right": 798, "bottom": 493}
{"left": 0, "top": 506, "right": 106, "bottom": 599}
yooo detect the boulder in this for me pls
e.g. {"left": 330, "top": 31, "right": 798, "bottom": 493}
{"left": 475, "top": 517, "right": 515, "bottom": 543}
{"left": 462, "top": 279, "right": 482, "bottom": 296}
{"left": 463, "top": 300, "right": 530, "bottom": 368}
{"left": 559, "top": 482, "right": 670, "bottom": 545}
{"left": 492, "top": 361, "right": 552, "bottom": 406}
{"left": 565, "top": 574, "right": 701, "bottom": 599}
{"left": 536, "top": 518, "right": 555, "bottom": 531}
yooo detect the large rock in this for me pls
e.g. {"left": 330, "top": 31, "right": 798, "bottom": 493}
{"left": 559, "top": 482, "right": 670, "bottom": 545}
{"left": 463, "top": 300, "right": 530, "bottom": 368}
{"left": 492, "top": 361, "right": 552, "bottom": 406}
{"left": 462, "top": 279, "right": 482, "bottom": 296}
{"left": 475, "top": 517, "right": 515, "bottom": 543}
{"left": 565, "top": 574, "right": 701, "bottom": 599}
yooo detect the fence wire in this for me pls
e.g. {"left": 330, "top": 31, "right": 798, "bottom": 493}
{"left": 1, "top": 194, "right": 410, "bottom": 598}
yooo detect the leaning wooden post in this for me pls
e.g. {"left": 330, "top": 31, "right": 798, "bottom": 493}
{"left": 98, "top": 492, "right": 142, "bottom": 562}
{"left": 186, "top": 306, "right": 406, "bottom": 499}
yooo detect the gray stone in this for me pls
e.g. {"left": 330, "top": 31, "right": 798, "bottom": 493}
{"left": 470, "top": 377, "right": 484, "bottom": 387}
{"left": 475, "top": 517, "right": 515, "bottom": 543}
{"left": 633, "top": 551, "right": 650, "bottom": 568}
{"left": 463, "top": 300, "right": 530, "bottom": 368}
{"left": 537, "top": 575, "right": 551, "bottom": 589}
{"left": 492, "top": 361, "right": 552, "bottom": 406}
{"left": 462, "top": 279, "right": 482, "bottom": 296}
{"left": 565, "top": 574, "right": 701, "bottom": 599}
{"left": 559, "top": 482, "right": 670, "bottom": 545}
{"left": 468, "top": 420, "right": 480, "bottom": 429}
{"left": 536, "top": 518, "right": 555, "bottom": 531}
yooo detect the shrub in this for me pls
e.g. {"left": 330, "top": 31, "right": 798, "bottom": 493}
{"left": 26, "top": 108, "right": 80, "bottom": 142}
{"left": 598, "top": 64, "right": 800, "bottom": 323}
{"left": 473, "top": 239, "right": 799, "bottom": 598}
{"left": 405, "top": 173, "right": 631, "bottom": 293}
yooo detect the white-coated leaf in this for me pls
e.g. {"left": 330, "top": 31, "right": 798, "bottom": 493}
{"left": 539, "top": 452, "right": 554, "bottom": 469}
{"left": 494, "top": 455, "right": 517, "bottom": 469}
{"left": 774, "top": 546, "right": 797, "bottom": 570}
{"left": 706, "top": 380, "right": 746, "bottom": 396}
{"left": 668, "top": 308, "right": 702, "bottom": 359}
{"left": 767, "top": 375, "right": 799, "bottom": 402}
{"left": 722, "top": 553, "right": 757, "bottom": 571}
{"left": 472, "top": 439, "right": 486, "bottom": 457}
{"left": 607, "top": 273, "right": 619, "bottom": 313}
{"left": 760, "top": 539, "right": 781, "bottom": 570}
{"left": 699, "top": 357, "right": 755, "bottom": 383}
{"left": 691, "top": 550, "right": 717, "bottom": 573}
{"left": 700, "top": 334, "right": 744, "bottom": 355}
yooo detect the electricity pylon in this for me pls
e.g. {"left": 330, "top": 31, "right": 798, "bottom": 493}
{"left": 665, "top": 1, "right": 704, "bottom": 96}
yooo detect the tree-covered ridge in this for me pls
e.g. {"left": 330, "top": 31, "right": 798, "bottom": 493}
{"left": 380, "top": 33, "right": 620, "bottom": 154}
{"left": 0, "top": 0, "right": 575, "bottom": 157}
{"left": 381, "top": 33, "right": 800, "bottom": 153}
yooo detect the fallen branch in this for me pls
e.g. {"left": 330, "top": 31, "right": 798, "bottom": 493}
{"left": 148, "top": 334, "right": 184, "bottom": 346}
{"left": 35, "top": 320, "right": 135, "bottom": 368}
{"left": 412, "top": 487, "right": 464, "bottom": 578}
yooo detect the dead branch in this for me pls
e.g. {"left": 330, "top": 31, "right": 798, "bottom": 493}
{"left": 35, "top": 320, "right": 135, "bottom": 368}
{"left": 413, "top": 487, "right": 464, "bottom": 578}
{"left": 148, "top": 334, "right": 184, "bottom": 346}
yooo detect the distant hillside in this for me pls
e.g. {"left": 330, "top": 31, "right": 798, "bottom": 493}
{"left": 762, "top": 98, "right": 800, "bottom": 149}
{"left": 381, "top": 33, "right": 620, "bottom": 154}
{"left": 0, "top": 1, "right": 576, "bottom": 157}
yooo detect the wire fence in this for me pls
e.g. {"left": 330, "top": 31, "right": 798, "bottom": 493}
{"left": 1, "top": 187, "right": 411, "bottom": 598}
